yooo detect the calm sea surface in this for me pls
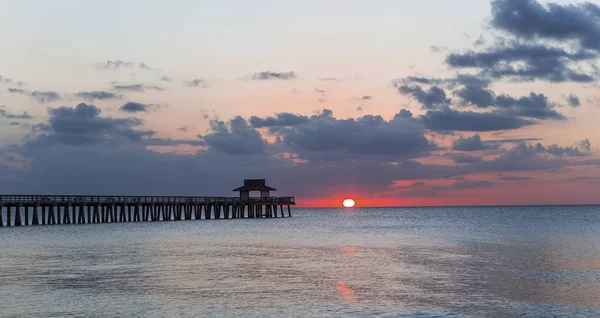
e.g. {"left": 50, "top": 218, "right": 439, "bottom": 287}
{"left": 1, "top": 206, "right": 600, "bottom": 317}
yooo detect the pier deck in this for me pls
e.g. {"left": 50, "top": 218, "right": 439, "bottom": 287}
{"left": 0, "top": 195, "right": 295, "bottom": 227}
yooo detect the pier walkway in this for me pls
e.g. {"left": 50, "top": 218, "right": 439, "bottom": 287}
{"left": 0, "top": 195, "right": 295, "bottom": 227}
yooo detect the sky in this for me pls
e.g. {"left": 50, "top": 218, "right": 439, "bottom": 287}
{"left": 1, "top": 0, "right": 599, "bottom": 207}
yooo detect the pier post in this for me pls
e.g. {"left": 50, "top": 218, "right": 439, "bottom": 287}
{"left": 15, "top": 205, "right": 22, "bottom": 226}
{"left": 32, "top": 205, "right": 40, "bottom": 225}
{"left": 0, "top": 203, "right": 3, "bottom": 227}
{"left": 7, "top": 205, "right": 12, "bottom": 226}
{"left": 287, "top": 205, "right": 291, "bottom": 217}
{"left": 42, "top": 205, "right": 47, "bottom": 225}
{"left": 24, "top": 205, "right": 29, "bottom": 225}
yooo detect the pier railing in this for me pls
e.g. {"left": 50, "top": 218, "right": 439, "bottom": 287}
{"left": 0, "top": 195, "right": 295, "bottom": 205}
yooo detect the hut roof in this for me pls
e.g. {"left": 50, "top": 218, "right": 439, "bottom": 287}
{"left": 233, "top": 179, "right": 277, "bottom": 192}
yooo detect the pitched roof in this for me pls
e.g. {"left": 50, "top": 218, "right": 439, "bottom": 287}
{"left": 232, "top": 179, "right": 277, "bottom": 192}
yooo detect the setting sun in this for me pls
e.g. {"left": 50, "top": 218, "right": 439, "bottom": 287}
{"left": 343, "top": 199, "right": 355, "bottom": 208}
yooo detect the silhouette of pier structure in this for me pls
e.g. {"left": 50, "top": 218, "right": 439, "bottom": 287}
{"left": 0, "top": 179, "right": 294, "bottom": 227}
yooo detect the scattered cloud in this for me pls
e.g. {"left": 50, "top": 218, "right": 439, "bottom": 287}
{"left": 73, "top": 91, "right": 122, "bottom": 101}
{"left": 8, "top": 88, "right": 61, "bottom": 103}
{"left": 94, "top": 60, "right": 151, "bottom": 70}
{"left": 184, "top": 79, "right": 207, "bottom": 88}
{"left": 361, "top": 95, "right": 372, "bottom": 100}
{"left": 250, "top": 71, "right": 296, "bottom": 80}
{"left": 119, "top": 102, "right": 149, "bottom": 113}
{"left": 159, "top": 76, "right": 172, "bottom": 82}
{"left": 567, "top": 94, "right": 581, "bottom": 108}
{"left": 0, "top": 106, "right": 32, "bottom": 120}
{"left": 112, "top": 83, "right": 165, "bottom": 92}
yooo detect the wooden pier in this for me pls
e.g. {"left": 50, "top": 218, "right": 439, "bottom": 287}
{"left": 0, "top": 195, "right": 295, "bottom": 227}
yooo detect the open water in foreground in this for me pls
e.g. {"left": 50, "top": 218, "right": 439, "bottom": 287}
{"left": 1, "top": 206, "right": 600, "bottom": 317}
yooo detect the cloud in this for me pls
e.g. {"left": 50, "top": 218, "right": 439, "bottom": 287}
{"left": 452, "top": 134, "right": 485, "bottom": 151}
{"left": 430, "top": 45, "right": 448, "bottom": 53}
{"left": 446, "top": 43, "right": 596, "bottom": 83}
{"left": 319, "top": 77, "right": 340, "bottom": 82}
{"left": 314, "top": 88, "right": 326, "bottom": 93}
{"left": 119, "top": 102, "right": 149, "bottom": 113}
{"left": 495, "top": 92, "right": 564, "bottom": 119}
{"left": 159, "top": 76, "right": 172, "bottom": 82}
{"left": 454, "top": 84, "right": 496, "bottom": 108}
{"left": 0, "top": 75, "right": 25, "bottom": 86}
{"left": 201, "top": 117, "right": 267, "bottom": 155}
{"left": 112, "top": 83, "right": 164, "bottom": 92}
{"left": 490, "top": 0, "right": 600, "bottom": 51}
{"left": 567, "top": 94, "right": 581, "bottom": 108}
{"left": 178, "top": 126, "right": 189, "bottom": 132}
{"left": 0, "top": 106, "right": 32, "bottom": 120}
{"left": 250, "top": 71, "right": 296, "bottom": 80}
{"left": 397, "top": 85, "right": 451, "bottom": 110}
{"left": 356, "top": 106, "right": 363, "bottom": 112}
{"left": 8, "top": 88, "right": 61, "bottom": 103}
{"left": 94, "top": 60, "right": 151, "bottom": 70}
{"left": 26, "top": 103, "right": 149, "bottom": 146}
{"left": 23, "top": 103, "right": 201, "bottom": 148}
{"left": 394, "top": 109, "right": 413, "bottom": 119}
{"left": 73, "top": 91, "right": 122, "bottom": 101}
{"left": 264, "top": 110, "right": 434, "bottom": 162}
{"left": 184, "top": 79, "right": 207, "bottom": 88}
{"left": 421, "top": 107, "right": 535, "bottom": 131}
{"left": 249, "top": 113, "right": 310, "bottom": 128}
{"left": 444, "top": 153, "right": 482, "bottom": 164}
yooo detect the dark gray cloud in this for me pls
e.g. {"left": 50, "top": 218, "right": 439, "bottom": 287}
{"left": 444, "top": 153, "right": 482, "bottom": 164}
{"left": 202, "top": 117, "right": 267, "bottom": 155}
{"left": 178, "top": 126, "right": 189, "bottom": 132}
{"left": 24, "top": 103, "right": 201, "bottom": 148}
{"left": 567, "top": 94, "right": 581, "bottom": 107}
{"left": 446, "top": 43, "right": 596, "bottom": 83}
{"left": 0, "top": 75, "right": 25, "bottom": 86}
{"left": 495, "top": 92, "right": 564, "bottom": 119}
{"left": 0, "top": 99, "right": 594, "bottom": 201}
{"left": 95, "top": 60, "right": 150, "bottom": 70}
{"left": 397, "top": 85, "right": 451, "bottom": 110}
{"left": 356, "top": 106, "right": 363, "bottom": 112}
{"left": 452, "top": 134, "right": 485, "bottom": 151}
{"left": 394, "top": 109, "right": 413, "bottom": 119}
{"left": 159, "top": 76, "right": 172, "bottom": 82}
{"left": 250, "top": 71, "right": 296, "bottom": 80}
{"left": 249, "top": 113, "right": 310, "bottom": 128}
{"left": 26, "top": 103, "right": 149, "bottom": 146}
{"left": 421, "top": 107, "right": 535, "bottom": 131}
{"left": 491, "top": 0, "right": 600, "bottom": 51}
{"left": 8, "top": 88, "right": 61, "bottom": 103}
{"left": 454, "top": 84, "right": 496, "bottom": 108}
{"left": 361, "top": 95, "right": 373, "bottom": 100}
{"left": 184, "top": 79, "right": 207, "bottom": 88}
{"left": 119, "top": 102, "right": 149, "bottom": 113}
{"left": 314, "top": 88, "right": 326, "bottom": 93}
{"left": 112, "top": 83, "right": 165, "bottom": 92}
{"left": 265, "top": 110, "right": 434, "bottom": 162}
{"left": 73, "top": 91, "right": 122, "bottom": 101}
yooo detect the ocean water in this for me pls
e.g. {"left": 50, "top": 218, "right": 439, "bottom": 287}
{"left": 1, "top": 206, "right": 600, "bottom": 317}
